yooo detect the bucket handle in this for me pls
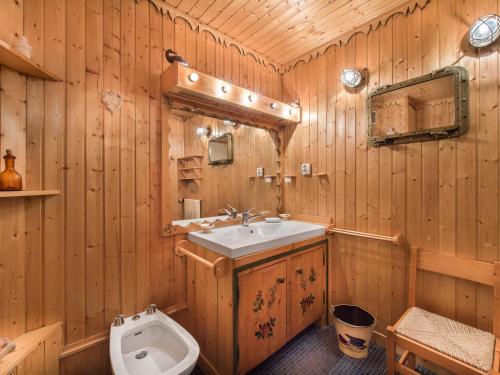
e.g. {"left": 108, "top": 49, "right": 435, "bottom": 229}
{"left": 330, "top": 304, "right": 379, "bottom": 327}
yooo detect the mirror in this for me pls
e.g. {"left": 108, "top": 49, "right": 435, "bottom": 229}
{"left": 367, "top": 66, "right": 469, "bottom": 146}
{"left": 208, "top": 133, "right": 233, "bottom": 165}
{"left": 166, "top": 111, "right": 280, "bottom": 226}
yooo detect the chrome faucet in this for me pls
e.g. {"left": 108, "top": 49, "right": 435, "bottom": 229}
{"left": 222, "top": 204, "right": 238, "bottom": 219}
{"left": 241, "top": 208, "right": 262, "bottom": 227}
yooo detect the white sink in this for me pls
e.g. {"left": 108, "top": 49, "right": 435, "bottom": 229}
{"left": 187, "top": 220, "right": 326, "bottom": 258}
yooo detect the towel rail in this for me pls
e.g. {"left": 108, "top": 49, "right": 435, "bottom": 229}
{"left": 327, "top": 226, "right": 403, "bottom": 245}
{"left": 175, "top": 239, "right": 228, "bottom": 278}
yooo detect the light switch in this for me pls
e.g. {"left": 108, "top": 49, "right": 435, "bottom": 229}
{"left": 301, "top": 163, "right": 311, "bottom": 176}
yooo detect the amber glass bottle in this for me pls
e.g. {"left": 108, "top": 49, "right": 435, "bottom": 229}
{"left": 0, "top": 150, "right": 22, "bottom": 191}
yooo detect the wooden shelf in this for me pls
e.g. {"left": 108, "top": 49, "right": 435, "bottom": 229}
{"left": 313, "top": 173, "right": 328, "bottom": 177}
{"left": 179, "top": 167, "right": 202, "bottom": 171}
{"left": 177, "top": 155, "right": 203, "bottom": 161}
{"left": 0, "top": 190, "right": 60, "bottom": 198}
{"left": 161, "top": 62, "right": 301, "bottom": 131}
{"left": 0, "top": 39, "right": 62, "bottom": 81}
{"left": 179, "top": 178, "right": 202, "bottom": 181}
{"left": 284, "top": 174, "right": 297, "bottom": 178}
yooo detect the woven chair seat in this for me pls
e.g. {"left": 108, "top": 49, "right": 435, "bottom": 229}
{"left": 395, "top": 307, "right": 495, "bottom": 373}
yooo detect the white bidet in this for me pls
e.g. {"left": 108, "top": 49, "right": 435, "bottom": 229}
{"left": 110, "top": 305, "right": 199, "bottom": 375}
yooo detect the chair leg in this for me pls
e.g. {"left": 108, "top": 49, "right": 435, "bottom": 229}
{"left": 386, "top": 326, "right": 397, "bottom": 375}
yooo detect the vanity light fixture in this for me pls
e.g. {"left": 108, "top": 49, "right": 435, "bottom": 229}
{"left": 196, "top": 127, "right": 211, "bottom": 137}
{"left": 221, "top": 85, "right": 231, "bottom": 93}
{"left": 248, "top": 93, "right": 257, "bottom": 102}
{"left": 340, "top": 68, "right": 362, "bottom": 88}
{"left": 270, "top": 102, "right": 278, "bottom": 109}
{"left": 469, "top": 14, "right": 500, "bottom": 47}
{"left": 188, "top": 72, "right": 199, "bottom": 82}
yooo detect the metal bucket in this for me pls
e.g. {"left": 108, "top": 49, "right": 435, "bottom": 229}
{"left": 331, "top": 304, "right": 378, "bottom": 359}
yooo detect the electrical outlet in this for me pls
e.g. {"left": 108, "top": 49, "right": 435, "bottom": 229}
{"left": 256, "top": 167, "right": 264, "bottom": 177}
{"left": 301, "top": 163, "right": 311, "bottom": 176}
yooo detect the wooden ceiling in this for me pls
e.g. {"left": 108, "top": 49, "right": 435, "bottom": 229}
{"left": 162, "top": 0, "right": 417, "bottom": 65}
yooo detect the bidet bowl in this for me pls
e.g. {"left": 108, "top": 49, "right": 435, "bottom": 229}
{"left": 110, "top": 310, "right": 199, "bottom": 375}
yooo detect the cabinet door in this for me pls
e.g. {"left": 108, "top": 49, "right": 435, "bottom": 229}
{"left": 288, "top": 246, "right": 326, "bottom": 339}
{"left": 237, "top": 261, "right": 287, "bottom": 374}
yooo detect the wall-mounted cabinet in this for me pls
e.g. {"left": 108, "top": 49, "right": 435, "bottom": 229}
{"left": 367, "top": 66, "right": 469, "bottom": 146}
{"left": 161, "top": 62, "right": 301, "bottom": 131}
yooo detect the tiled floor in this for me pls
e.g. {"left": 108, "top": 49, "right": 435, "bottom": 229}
{"left": 245, "top": 325, "right": 436, "bottom": 375}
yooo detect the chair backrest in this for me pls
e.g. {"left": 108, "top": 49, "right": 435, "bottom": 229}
{"left": 408, "top": 247, "right": 500, "bottom": 337}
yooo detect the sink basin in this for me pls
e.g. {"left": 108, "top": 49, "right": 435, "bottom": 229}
{"left": 187, "top": 220, "right": 326, "bottom": 258}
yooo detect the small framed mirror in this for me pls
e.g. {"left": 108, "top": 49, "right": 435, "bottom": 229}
{"left": 367, "top": 66, "right": 469, "bottom": 146}
{"left": 208, "top": 133, "right": 233, "bottom": 165}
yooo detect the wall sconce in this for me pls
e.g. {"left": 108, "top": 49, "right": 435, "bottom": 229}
{"left": 196, "top": 127, "right": 211, "bottom": 137}
{"left": 188, "top": 72, "right": 199, "bottom": 82}
{"left": 340, "top": 68, "right": 362, "bottom": 88}
{"left": 469, "top": 14, "right": 500, "bottom": 48}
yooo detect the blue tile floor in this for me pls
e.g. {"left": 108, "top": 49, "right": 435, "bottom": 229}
{"left": 245, "top": 325, "right": 436, "bottom": 375}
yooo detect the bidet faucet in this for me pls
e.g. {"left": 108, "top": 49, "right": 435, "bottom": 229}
{"left": 241, "top": 208, "right": 262, "bottom": 227}
{"left": 113, "top": 314, "right": 125, "bottom": 327}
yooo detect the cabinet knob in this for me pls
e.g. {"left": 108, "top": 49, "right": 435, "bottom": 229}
{"left": 295, "top": 268, "right": 303, "bottom": 275}
{"left": 276, "top": 277, "right": 285, "bottom": 284}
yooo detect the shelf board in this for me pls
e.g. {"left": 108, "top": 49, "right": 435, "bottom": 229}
{"left": 179, "top": 178, "right": 202, "bottom": 181}
{"left": 177, "top": 155, "right": 203, "bottom": 161}
{"left": 0, "top": 39, "right": 62, "bottom": 81}
{"left": 313, "top": 173, "right": 328, "bottom": 177}
{"left": 0, "top": 190, "right": 60, "bottom": 198}
{"left": 284, "top": 174, "right": 297, "bottom": 178}
{"left": 179, "top": 167, "right": 202, "bottom": 171}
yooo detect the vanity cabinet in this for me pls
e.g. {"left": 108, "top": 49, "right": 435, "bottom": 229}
{"left": 176, "top": 235, "right": 327, "bottom": 375}
{"left": 236, "top": 244, "right": 326, "bottom": 374}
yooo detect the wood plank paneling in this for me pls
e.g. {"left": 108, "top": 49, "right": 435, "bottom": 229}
{"left": 0, "top": 1, "right": 281, "bottom": 373}
{"left": 282, "top": 0, "right": 500, "bottom": 340}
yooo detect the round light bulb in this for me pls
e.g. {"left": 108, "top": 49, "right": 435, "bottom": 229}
{"left": 469, "top": 15, "right": 500, "bottom": 48}
{"left": 188, "top": 72, "right": 199, "bottom": 82}
{"left": 248, "top": 94, "right": 257, "bottom": 102}
{"left": 289, "top": 108, "right": 297, "bottom": 116}
{"left": 221, "top": 85, "right": 231, "bottom": 93}
{"left": 270, "top": 102, "right": 278, "bottom": 109}
{"left": 340, "top": 68, "right": 362, "bottom": 88}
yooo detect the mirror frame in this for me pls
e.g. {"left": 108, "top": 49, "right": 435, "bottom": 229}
{"left": 208, "top": 133, "right": 234, "bottom": 165}
{"left": 367, "top": 66, "right": 469, "bottom": 146}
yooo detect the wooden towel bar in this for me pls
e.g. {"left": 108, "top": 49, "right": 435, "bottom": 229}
{"left": 175, "top": 239, "right": 228, "bottom": 278}
{"left": 327, "top": 226, "right": 403, "bottom": 245}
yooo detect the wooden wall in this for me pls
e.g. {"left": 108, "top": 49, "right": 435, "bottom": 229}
{"left": 282, "top": 0, "right": 499, "bottom": 339}
{"left": 0, "top": 0, "right": 280, "bottom": 373}
{"left": 169, "top": 114, "right": 280, "bottom": 220}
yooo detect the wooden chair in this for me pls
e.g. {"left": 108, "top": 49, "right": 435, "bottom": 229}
{"left": 386, "top": 247, "right": 500, "bottom": 375}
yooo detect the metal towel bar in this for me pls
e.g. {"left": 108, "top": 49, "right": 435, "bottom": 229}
{"left": 327, "top": 226, "right": 403, "bottom": 245}
{"left": 175, "top": 239, "right": 228, "bottom": 278}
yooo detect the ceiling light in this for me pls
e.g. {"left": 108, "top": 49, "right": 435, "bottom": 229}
{"left": 469, "top": 15, "right": 500, "bottom": 48}
{"left": 221, "top": 85, "right": 231, "bottom": 93}
{"left": 340, "top": 68, "right": 362, "bottom": 88}
{"left": 188, "top": 72, "right": 199, "bottom": 82}
{"left": 248, "top": 94, "right": 257, "bottom": 102}
{"left": 270, "top": 102, "right": 278, "bottom": 109}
